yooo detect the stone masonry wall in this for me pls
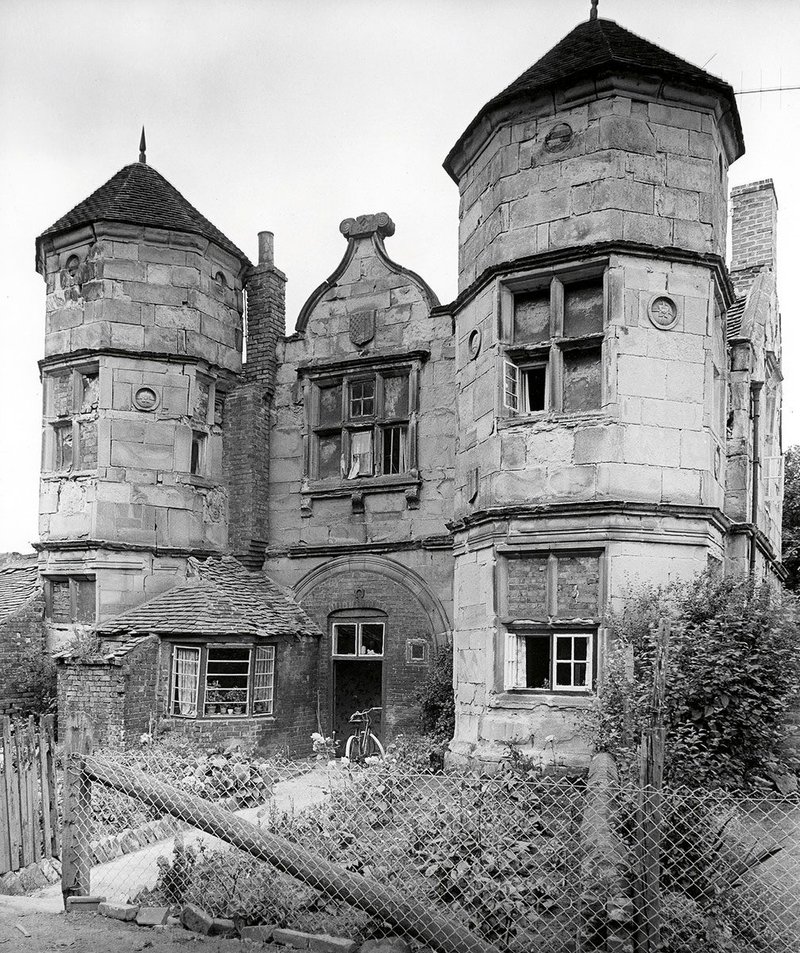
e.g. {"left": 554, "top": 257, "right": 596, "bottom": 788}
{"left": 456, "top": 95, "right": 729, "bottom": 291}
{"left": 0, "top": 593, "right": 47, "bottom": 717}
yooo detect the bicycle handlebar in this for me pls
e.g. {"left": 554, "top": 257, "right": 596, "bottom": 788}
{"left": 349, "top": 707, "right": 382, "bottom": 721}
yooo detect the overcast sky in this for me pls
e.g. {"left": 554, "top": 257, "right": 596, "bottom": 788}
{"left": 1, "top": 0, "right": 798, "bottom": 554}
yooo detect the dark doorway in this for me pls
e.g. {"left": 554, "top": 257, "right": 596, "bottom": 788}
{"left": 333, "top": 659, "right": 382, "bottom": 748}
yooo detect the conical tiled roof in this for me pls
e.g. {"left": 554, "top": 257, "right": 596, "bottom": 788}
{"left": 445, "top": 17, "right": 743, "bottom": 176}
{"left": 37, "top": 161, "right": 251, "bottom": 266}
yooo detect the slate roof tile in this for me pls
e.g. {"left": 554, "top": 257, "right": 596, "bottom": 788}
{"left": 97, "top": 556, "right": 320, "bottom": 640}
{"left": 38, "top": 162, "right": 251, "bottom": 266}
{"left": 0, "top": 565, "right": 40, "bottom": 625}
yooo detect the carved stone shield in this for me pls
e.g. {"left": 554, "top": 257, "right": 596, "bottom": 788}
{"left": 349, "top": 311, "right": 375, "bottom": 347}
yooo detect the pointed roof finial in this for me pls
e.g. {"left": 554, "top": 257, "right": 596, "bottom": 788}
{"left": 139, "top": 127, "right": 147, "bottom": 164}
{"left": 590, "top": 0, "right": 598, "bottom": 20}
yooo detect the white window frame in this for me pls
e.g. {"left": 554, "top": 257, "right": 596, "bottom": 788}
{"left": 171, "top": 645, "right": 201, "bottom": 717}
{"left": 253, "top": 645, "right": 276, "bottom": 715}
{"left": 332, "top": 621, "right": 385, "bottom": 659}
{"left": 505, "top": 630, "right": 594, "bottom": 693}
{"left": 204, "top": 645, "right": 252, "bottom": 717}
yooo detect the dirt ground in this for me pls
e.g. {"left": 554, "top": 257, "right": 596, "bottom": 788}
{"left": 0, "top": 906, "right": 285, "bottom": 953}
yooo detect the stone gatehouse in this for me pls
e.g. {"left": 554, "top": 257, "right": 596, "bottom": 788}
{"left": 25, "top": 11, "right": 783, "bottom": 764}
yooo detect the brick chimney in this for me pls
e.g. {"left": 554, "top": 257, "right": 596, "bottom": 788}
{"left": 730, "top": 179, "right": 778, "bottom": 298}
{"left": 224, "top": 232, "right": 286, "bottom": 569}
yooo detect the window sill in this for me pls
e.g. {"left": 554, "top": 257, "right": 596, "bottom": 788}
{"left": 488, "top": 690, "right": 594, "bottom": 710}
{"left": 302, "top": 473, "right": 420, "bottom": 500}
{"left": 176, "top": 473, "right": 217, "bottom": 489}
{"left": 497, "top": 411, "right": 611, "bottom": 431}
{"left": 169, "top": 713, "right": 276, "bottom": 721}
{"left": 41, "top": 469, "right": 98, "bottom": 479}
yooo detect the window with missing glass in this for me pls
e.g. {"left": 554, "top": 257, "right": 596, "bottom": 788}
{"left": 45, "top": 576, "right": 96, "bottom": 624}
{"left": 169, "top": 643, "right": 276, "bottom": 718}
{"left": 501, "top": 272, "right": 605, "bottom": 417}
{"left": 44, "top": 366, "right": 99, "bottom": 472}
{"left": 310, "top": 368, "right": 413, "bottom": 481}
{"left": 332, "top": 621, "right": 385, "bottom": 658}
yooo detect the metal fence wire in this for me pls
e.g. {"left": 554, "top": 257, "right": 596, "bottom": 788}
{"left": 61, "top": 746, "right": 799, "bottom": 953}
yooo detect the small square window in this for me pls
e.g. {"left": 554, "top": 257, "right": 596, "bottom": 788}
{"left": 360, "top": 623, "right": 384, "bottom": 656}
{"left": 190, "top": 431, "right": 207, "bottom": 475}
{"left": 319, "top": 383, "right": 342, "bottom": 427}
{"left": 333, "top": 624, "right": 357, "bottom": 656}
{"left": 348, "top": 430, "right": 373, "bottom": 478}
{"left": 406, "top": 639, "right": 428, "bottom": 664}
{"left": 563, "top": 346, "right": 602, "bottom": 412}
{"left": 349, "top": 379, "right": 375, "bottom": 418}
{"left": 382, "top": 425, "right": 407, "bottom": 475}
{"left": 564, "top": 279, "right": 603, "bottom": 337}
{"left": 318, "top": 433, "right": 343, "bottom": 479}
{"left": 513, "top": 290, "right": 550, "bottom": 344}
{"left": 521, "top": 365, "right": 548, "bottom": 413}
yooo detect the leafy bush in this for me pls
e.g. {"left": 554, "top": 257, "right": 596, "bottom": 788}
{"left": 415, "top": 641, "right": 454, "bottom": 742}
{"left": 14, "top": 643, "right": 57, "bottom": 717}
{"left": 593, "top": 571, "right": 800, "bottom": 789}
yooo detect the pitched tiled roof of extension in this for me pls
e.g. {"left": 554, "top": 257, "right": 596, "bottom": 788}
{"left": 726, "top": 296, "right": 747, "bottom": 338}
{"left": 37, "top": 161, "right": 251, "bottom": 267}
{"left": 0, "top": 563, "right": 40, "bottom": 625}
{"left": 96, "top": 556, "right": 321, "bottom": 640}
{"left": 445, "top": 17, "right": 743, "bottom": 176}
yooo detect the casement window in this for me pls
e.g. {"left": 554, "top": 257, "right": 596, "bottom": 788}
{"left": 506, "top": 631, "right": 593, "bottom": 692}
{"left": 502, "top": 274, "right": 604, "bottom": 417}
{"left": 332, "top": 621, "right": 385, "bottom": 658}
{"left": 45, "top": 576, "right": 96, "bottom": 624}
{"left": 169, "top": 644, "right": 276, "bottom": 718}
{"left": 190, "top": 431, "right": 207, "bottom": 475}
{"left": 44, "top": 367, "right": 99, "bottom": 471}
{"left": 311, "top": 370, "right": 412, "bottom": 481}
{"left": 501, "top": 549, "right": 602, "bottom": 693}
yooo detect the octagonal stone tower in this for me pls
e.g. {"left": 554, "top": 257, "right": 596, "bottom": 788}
{"left": 444, "top": 14, "right": 746, "bottom": 766}
{"left": 35, "top": 147, "right": 251, "bottom": 642}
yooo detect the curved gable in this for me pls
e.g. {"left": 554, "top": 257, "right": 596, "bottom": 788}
{"left": 295, "top": 214, "right": 439, "bottom": 352}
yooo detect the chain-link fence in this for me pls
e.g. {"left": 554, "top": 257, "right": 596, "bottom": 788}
{"left": 60, "top": 742, "right": 799, "bottom": 953}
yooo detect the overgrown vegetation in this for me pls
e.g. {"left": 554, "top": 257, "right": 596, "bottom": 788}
{"left": 13, "top": 643, "right": 57, "bottom": 717}
{"left": 593, "top": 570, "right": 800, "bottom": 790}
{"left": 781, "top": 444, "right": 800, "bottom": 591}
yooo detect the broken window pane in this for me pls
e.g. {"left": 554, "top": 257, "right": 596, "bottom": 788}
{"left": 54, "top": 424, "right": 73, "bottom": 470}
{"left": 334, "top": 624, "right": 357, "bottom": 656}
{"left": 75, "top": 579, "right": 96, "bottom": 623}
{"left": 564, "top": 280, "right": 603, "bottom": 337}
{"left": 523, "top": 635, "right": 551, "bottom": 689}
{"left": 195, "top": 379, "right": 211, "bottom": 423}
{"left": 382, "top": 425, "right": 407, "bottom": 475}
{"left": 383, "top": 375, "right": 409, "bottom": 418}
{"left": 563, "top": 346, "right": 602, "bottom": 412}
{"left": 78, "top": 420, "right": 97, "bottom": 469}
{"left": 348, "top": 430, "right": 373, "bottom": 477}
{"left": 514, "top": 291, "right": 550, "bottom": 343}
{"left": 190, "top": 431, "right": 206, "bottom": 475}
{"left": 521, "top": 365, "right": 548, "bottom": 412}
{"left": 80, "top": 372, "right": 99, "bottom": 413}
{"left": 318, "top": 433, "right": 342, "bottom": 480}
{"left": 349, "top": 379, "right": 375, "bottom": 419}
{"left": 360, "top": 623, "right": 384, "bottom": 656}
{"left": 52, "top": 374, "right": 73, "bottom": 418}
{"left": 319, "top": 383, "right": 342, "bottom": 427}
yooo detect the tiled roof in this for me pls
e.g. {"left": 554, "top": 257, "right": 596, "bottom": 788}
{"left": 97, "top": 556, "right": 321, "bottom": 640}
{"left": 726, "top": 296, "right": 747, "bottom": 338}
{"left": 38, "top": 162, "right": 251, "bottom": 266}
{"left": 445, "top": 17, "right": 743, "bottom": 174}
{"left": 0, "top": 564, "right": 40, "bottom": 625}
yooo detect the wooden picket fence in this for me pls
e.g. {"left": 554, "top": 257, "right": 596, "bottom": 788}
{"left": 0, "top": 715, "right": 59, "bottom": 874}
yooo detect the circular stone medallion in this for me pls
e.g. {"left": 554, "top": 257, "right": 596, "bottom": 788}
{"left": 467, "top": 328, "right": 482, "bottom": 360}
{"left": 133, "top": 386, "right": 160, "bottom": 412}
{"left": 649, "top": 295, "right": 679, "bottom": 330}
{"left": 544, "top": 122, "right": 573, "bottom": 152}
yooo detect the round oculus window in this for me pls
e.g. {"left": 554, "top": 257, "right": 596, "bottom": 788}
{"left": 467, "top": 328, "right": 482, "bottom": 360}
{"left": 544, "top": 122, "right": 573, "bottom": 152}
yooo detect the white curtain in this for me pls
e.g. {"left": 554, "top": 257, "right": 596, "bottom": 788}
{"left": 174, "top": 647, "right": 199, "bottom": 715}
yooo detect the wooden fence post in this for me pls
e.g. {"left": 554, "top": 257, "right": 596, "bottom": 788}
{"left": 2, "top": 717, "right": 22, "bottom": 873}
{"left": 634, "top": 620, "right": 669, "bottom": 953}
{"left": 61, "top": 714, "right": 93, "bottom": 907}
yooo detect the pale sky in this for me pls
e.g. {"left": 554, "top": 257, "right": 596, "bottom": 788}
{"left": 1, "top": 0, "right": 798, "bottom": 554}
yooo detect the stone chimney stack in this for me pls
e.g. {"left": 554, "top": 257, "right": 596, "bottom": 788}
{"left": 730, "top": 180, "right": 778, "bottom": 298}
{"left": 224, "top": 231, "right": 287, "bottom": 569}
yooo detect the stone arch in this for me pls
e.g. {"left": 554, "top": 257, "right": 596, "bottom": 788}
{"left": 294, "top": 554, "right": 452, "bottom": 645}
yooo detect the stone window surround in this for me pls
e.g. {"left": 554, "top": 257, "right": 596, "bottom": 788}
{"left": 167, "top": 640, "right": 277, "bottom": 720}
{"left": 494, "top": 542, "right": 606, "bottom": 700}
{"left": 43, "top": 573, "right": 96, "bottom": 625}
{"left": 497, "top": 260, "right": 608, "bottom": 422}
{"left": 298, "top": 350, "right": 428, "bottom": 504}
{"left": 42, "top": 362, "right": 100, "bottom": 475}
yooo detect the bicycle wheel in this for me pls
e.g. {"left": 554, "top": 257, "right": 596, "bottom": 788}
{"left": 363, "top": 733, "right": 385, "bottom": 760}
{"left": 344, "top": 734, "right": 362, "bottom": 762}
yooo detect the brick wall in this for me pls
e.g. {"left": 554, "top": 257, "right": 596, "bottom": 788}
{"left": 0, "top": 593, "right": 47, "bottom": 717}
{"left": 122, "top": 637, "right": 160, "bottom": 740}
{"left": 57, "top": 658, "right": 127, "bottom": 747}
{"left": 730, "top": 179, "right": 778, "bottom": 298}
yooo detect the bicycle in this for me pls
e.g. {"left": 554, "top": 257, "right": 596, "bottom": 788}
{"left": 344, "top": 707, "right": 385, "bottom": 762}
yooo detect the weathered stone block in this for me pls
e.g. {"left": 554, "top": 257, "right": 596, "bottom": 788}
{"left": 240, "top": 924, "right": 275, "bottom": 941}
{"left": 272, "top": 927, "right": 313, "bottom": 948}
{"left": 210, "top": 917, "right": 236, "bottom": 935}
{"left": 136, "top": 906, "right": 170, "bottom": 926}
{"left": 598, "top": 115, "right": 655, "bottom": 154}
{"left": 99, "top": 901, "right": 139, "bottom": 921}
{"left": 181, "top": 902, "right": 214, "bottom": 934}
